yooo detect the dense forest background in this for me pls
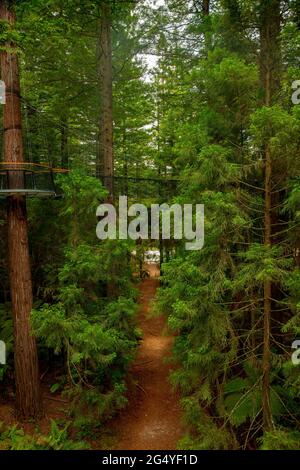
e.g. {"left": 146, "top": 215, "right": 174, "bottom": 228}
{"left": 0, "top": 0, "right": 300, "bottom": 451}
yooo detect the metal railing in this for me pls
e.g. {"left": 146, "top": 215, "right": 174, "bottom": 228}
{"left": 99, "top": 175, "right": 178, "bottom": 201}
{"left": 0, "top": 162, "right": 63, "bottom": 198}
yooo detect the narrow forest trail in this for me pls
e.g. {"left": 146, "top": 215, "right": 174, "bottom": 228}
{"left": 111, "top": 264, "right": 183, "bottom": 450}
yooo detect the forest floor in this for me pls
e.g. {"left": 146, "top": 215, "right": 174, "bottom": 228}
{"left": 0, "top": 263, "right": 183, "bottom": 450}
{"left": 109, "top": 263, "right": 183, "bottom": 450}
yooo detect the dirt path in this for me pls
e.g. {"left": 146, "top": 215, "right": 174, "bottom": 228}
{"left": 112, "top": 265, "right": 183, "bottom": 450}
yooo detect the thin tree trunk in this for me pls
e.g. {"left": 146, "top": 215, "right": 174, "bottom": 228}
{"left": 0, "top": 1, "right": 42, "bottom": 420}
{"left": 123, "top": 129, "right": 128, "bottom": 194}
{"left": 292, "top": 1, "right": 300, "bottom": 30}
{"left": 259, "top": 0, "right": 281, "bottom": 432}
{"left": 202, "top": 0, "right": 210, "bottom": 16}
{"left": 97, "top": 1, "right": 116, "bottom": 298}
{"left": 61, "top": 115, "right": 69, "bottom": 169}
{"left": 263, "top": 143, "right": 273, "bottom": 431}
{"left": 98, "top": 1, "right": 114, "bottom": 201}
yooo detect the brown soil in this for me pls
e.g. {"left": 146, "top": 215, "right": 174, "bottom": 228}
{"left": 0, "top": 385, "right": 68, "bottom": 435}
{"left": 111, "top": 263, "right": 183, "bottom": 450}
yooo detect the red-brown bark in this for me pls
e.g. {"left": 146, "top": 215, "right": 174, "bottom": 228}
{"left": 0, "top": 1, "right": 42, "bottom": 420}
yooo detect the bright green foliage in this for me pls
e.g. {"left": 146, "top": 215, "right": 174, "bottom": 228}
{"left": 1, "top": 0, "right": 300, "bottom": 451}
{"left": 28, "top": 170, "right": 138, "bottom": 423}
{"left": 0, "top": 0, "right": 148, "bottom": 439}
{"left": 260, "top": 429, "right": 300, "bottom": 450}
{"left": 0, "top": 420, "right": 89, "bottom": 450}
{"left": 154, "top": 0, "right": 300, "bottom": 450}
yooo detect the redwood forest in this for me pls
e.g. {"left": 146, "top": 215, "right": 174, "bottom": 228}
{"left": 0, "top": 0, "right": 300, "bottom": 457}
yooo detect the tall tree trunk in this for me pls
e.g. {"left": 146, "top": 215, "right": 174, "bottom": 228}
{"left": 292, "top": 1, "right": 300, "bottom": 30}
{"left": 0, "top": 1, "right": 42, "bottom": 420}
{"left": 122, "top": 128, "right": 128, "bottom": 194}
{"left": 262, "top": 142, "right": 273, "bottom": 431}
{"left": 97, "top": 1, "right": 116, "bottom": 298}
{"left": 259, "top": 0, "right": 281, "bottom": 432}
{"left": 203, "top": 0, "right": 211, "bottom": 53}
{"left": 97, "top": 1, "right": 114, "bottom": 201}
{"left": 61, "top": 114, "right": 69, "bottom": 169}
{"left": 202, "top": 0, "right": 210, "bottom": 16}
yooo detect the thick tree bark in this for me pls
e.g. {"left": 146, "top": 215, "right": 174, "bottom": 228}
{"left": 97, "top": 1, "right": 114, "bottom": 201}
{"left": 97, "top": 1, "right": 116, "bottom": 298}
{"left": 0, "top": 1, "right": 42, "bottom": 420}
{"left": 259, "top": 0, "right": 281, "bottom": 432}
